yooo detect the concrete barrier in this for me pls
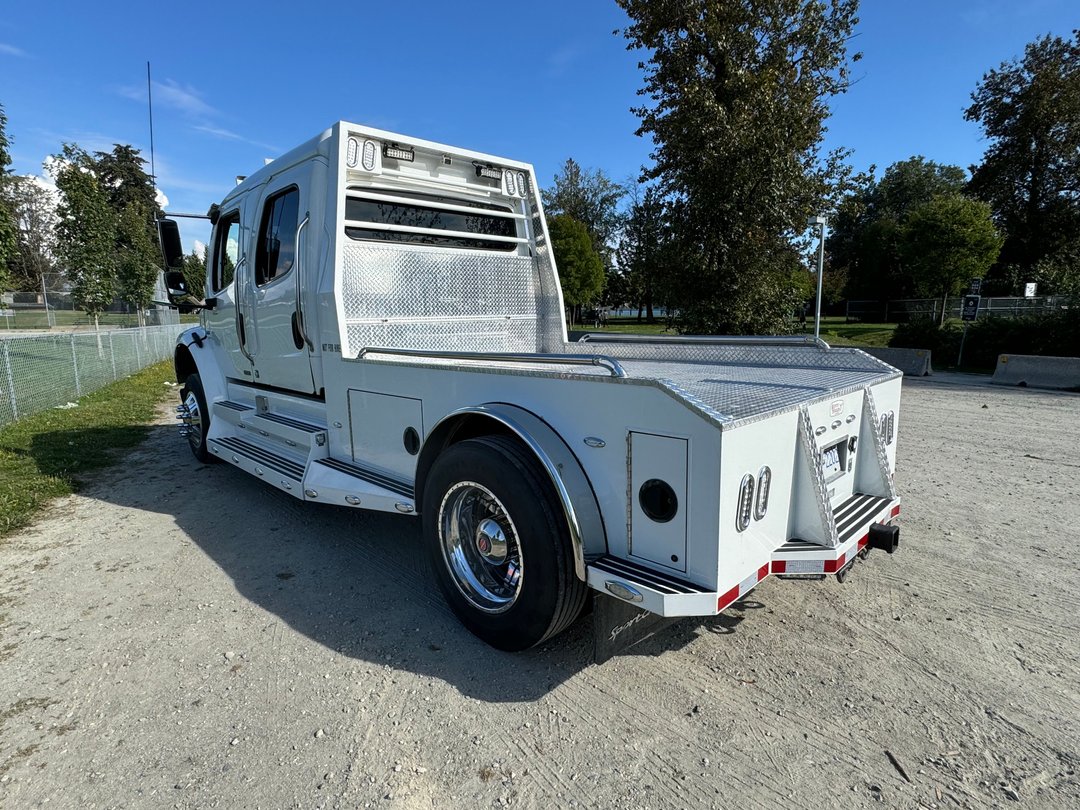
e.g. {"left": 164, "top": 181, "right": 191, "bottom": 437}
{"left": 992, "top": 354, "right": 1080, "bottom": 390}
{"left": 860, "top": 347, "right": 933, "bottom": 376}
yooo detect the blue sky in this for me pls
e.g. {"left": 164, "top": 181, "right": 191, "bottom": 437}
{"left": 1, "top": 1, "right": 1076, "bottom": 251}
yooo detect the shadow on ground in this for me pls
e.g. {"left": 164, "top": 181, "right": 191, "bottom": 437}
{"left": 33, "top": 423, "right": 757, "bottom": 702}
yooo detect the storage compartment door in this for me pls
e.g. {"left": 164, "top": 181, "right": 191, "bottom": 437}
{"left": 629, "top": 432, "right": 689, "bottom": 573}
{"left": 348, "top": 390, "right": 424, "bottom": 480}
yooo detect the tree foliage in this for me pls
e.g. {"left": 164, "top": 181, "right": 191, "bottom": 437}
{"left": 901, "top": 195, "right": 1003, "bottom": 321}
{"left": 6, "top": 176, "right": 58, "bottom": 291}
{"left": 548, "top": 214, "right": 604, "bottom": 317}
{"left": 966, "top": 31, "right": 1080, "bottom": 292}
{"left": 96, "top": 145, "right": 161, "bottom": 314}
{"left": 53, "top": 145, "right": 117, "bottom": 320}
{"left": 618, "top": 0, "right": 861, "bottom": 334}
{"left": 0, "top": 104, "right": 16, "bottom": 290}
{"left": 542, "top": 159, "right": 625, "bottom": 266}
{"left": 616, "top": 186, "right": 679, "bottom": 320}
{"left": 182, "top": 249, "right": 207, "bottom": 300}
{"left": 829, "top": 157, "right": 968, "bottom": 299}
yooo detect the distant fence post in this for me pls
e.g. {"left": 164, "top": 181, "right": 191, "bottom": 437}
{"left": 2, "top": 342, "right": 18, "bottom": 420}
{"left": 70, "top": 334, "right": 81, "bottom": 397}
{"left": 109, "top": 333, "right": 117, "bottom": 380}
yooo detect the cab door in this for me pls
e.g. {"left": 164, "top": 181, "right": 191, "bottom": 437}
{"left": 249, "top": 164, "right": 316, "bottom": 393}
{"left": 204, "top": 206, "right": 254, "bottom": 380}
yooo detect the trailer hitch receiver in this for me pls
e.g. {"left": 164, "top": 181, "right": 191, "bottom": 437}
{"left": 868, "top": 522, "right": 900, "bottom": 554}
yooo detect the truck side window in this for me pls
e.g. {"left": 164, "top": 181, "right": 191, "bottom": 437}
{"left": 255, "top": 187, "right": 299, "bottom": 286}
{"left": 211, "top": 213, "right": 241, "bottom": 292}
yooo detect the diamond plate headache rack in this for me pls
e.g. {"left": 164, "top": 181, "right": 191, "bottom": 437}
{"left": 354, "top": 346, "right": 628, "bottom": 378}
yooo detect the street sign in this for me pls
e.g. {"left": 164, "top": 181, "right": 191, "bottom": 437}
{"left": 961, "top": 295, "right": 980, "bottom": 322}
{"left": 969, "top": 277, "right": 982, "bottom": 295}
{"left": 1024, "top": 282, "right": 1037, "bottom": 298}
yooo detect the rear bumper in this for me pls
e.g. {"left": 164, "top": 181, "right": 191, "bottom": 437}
{"left": 772, "top": 497, "right": 901, "bottom": 576}
{"left": 586, "top": 496, "right": 901, "bottom": 618}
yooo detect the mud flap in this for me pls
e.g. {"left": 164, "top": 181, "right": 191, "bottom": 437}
{"left": 592, "top": 593, "right": 675, "bottom": 663}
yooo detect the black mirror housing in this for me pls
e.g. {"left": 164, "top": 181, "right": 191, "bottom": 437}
{"left": 157, "top": 218, "right": 185, "bottom": 270}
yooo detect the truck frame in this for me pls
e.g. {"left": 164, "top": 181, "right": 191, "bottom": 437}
{"left": 159, "top": 121, "right": 902, "bottom": 653}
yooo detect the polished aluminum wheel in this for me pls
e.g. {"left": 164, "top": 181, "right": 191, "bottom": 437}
{"left": 438, "top": 481, "right": 523, "bottom": 613}
{"left": 179, "top": 391, "right": 203, "bottom": 449}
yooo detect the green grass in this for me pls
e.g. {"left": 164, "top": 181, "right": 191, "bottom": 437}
{"left": 1, "top": 311, "right": 198, "bottom": 330}
{"left": 578, "top": 316, "right": 898, "bottom": 347}
{"left": 0, "top": 360, "right": 173, "bottom": 538}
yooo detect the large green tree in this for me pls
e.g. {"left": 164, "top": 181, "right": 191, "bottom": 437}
{"left": 95, "top": 145, "right": 161, "bottom": 317}
{"left": 548, "top": 214, "right": 605, "bottom": 324}
{"left": 829, "top": 157, "right": 967, "bottom": 299}
{"left": 618, "top": 0, "right": 861, "bottom": 334}
{"left": 0, "top": 104, "right": 16, "bottom": 290}
{"left": 966, "top": 32, "right": 1080, "bottom": 292}
{"left": 542, "top": 159, "right": 625, "bottom": 267}
{"left": 54, "top": 145, "right": 117, "bottom": 326}
{"left": 901, "top": 195, "right": 1003, "bottom": 322}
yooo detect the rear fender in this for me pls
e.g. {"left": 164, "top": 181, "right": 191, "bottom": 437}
{"left": 416, "top": 404, "right": 607, "bottom": 581}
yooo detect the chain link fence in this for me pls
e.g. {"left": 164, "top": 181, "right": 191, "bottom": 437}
{"left": 846, "top": 296, "right": 1070, "bottom": 322}
{"left": 0, "top": 325, "right": 182, "bottom": 427}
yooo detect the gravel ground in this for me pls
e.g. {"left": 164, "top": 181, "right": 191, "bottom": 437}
{"left": 0, "top": 377, "right": 1077, "bottom": 809}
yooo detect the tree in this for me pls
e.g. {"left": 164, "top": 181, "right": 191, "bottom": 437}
{"left": 53, "top": 145, "right": 116, "bottom": 327}
{"left": 94, "top": 145, "right": 161, "bottom": 316}
{"left": 548, "top": 214, "right": 604, "bottom": 324}
{"left": 116, "top": 202, "right": 158, "bottom": 322}
{"left": 616, "top": 186, "right": 672, "bottom": 321}
{"left": 617, "top": 0, "right": 861, "bottom": 334}
{"left": 181, "top": 249, "right": 206, "bottom": 300}
{"left": 542, "top": 159, "right": 625, "bottom": 267}
{"left": 966, "top": 32, "right": 1080, "bottom": 292}
{"left": 901, "top": 195, "right": 1003, "bottom": 323}
{"left": 0, "top": 104, "right": 16, "bottom": 290}
{"left": 829, "top": 157, "right": 968, "bottom": 300}
{"left": 7, "top": 175, "right": 58, "bottom": 292}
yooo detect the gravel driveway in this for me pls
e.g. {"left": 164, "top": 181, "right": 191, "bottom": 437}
{"left": 0, "top": 377, "right": 1077, "bottom": 809}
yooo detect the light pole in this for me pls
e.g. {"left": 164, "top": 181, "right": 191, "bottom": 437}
{"left": 807, "top": 215, "right": 827, "bottom": 341}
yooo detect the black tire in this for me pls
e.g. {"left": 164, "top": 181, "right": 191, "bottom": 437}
{"left": 422, "top": 435, "right": 587, "bottom": 651}
{"left": 179, "top": 372, "right": 215, "bottom": 464}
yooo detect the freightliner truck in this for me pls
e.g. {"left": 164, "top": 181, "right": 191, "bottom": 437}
{"left": 158, "top": 121, "right": 902, "bottom": 655}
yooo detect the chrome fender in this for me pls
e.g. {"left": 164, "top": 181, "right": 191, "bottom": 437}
{"left": 416, "top": 404, "right": 607, "bottom": 581}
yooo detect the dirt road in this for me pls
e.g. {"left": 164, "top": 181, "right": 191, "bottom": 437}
{"left": 1, "top": 377, "right": 1077, "bottom": 809}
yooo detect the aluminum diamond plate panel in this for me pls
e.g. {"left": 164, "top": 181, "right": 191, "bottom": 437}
{"left": 342, "top": 243, "right": 542, "bottom": 355}
{"left": 610, "top": 359, "right": 888, "bottom": 422}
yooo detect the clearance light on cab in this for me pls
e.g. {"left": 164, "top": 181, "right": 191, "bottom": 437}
{"left": 383, "top": 143, "right": 415, "bottom": 162}
{"left": 475, "top": 163, "right": 503, "bottom": 181}
{"left": 361, "top": 140, "right": 378, "bottom": 171}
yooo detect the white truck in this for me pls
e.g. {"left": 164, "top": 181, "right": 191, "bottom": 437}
{"left": 158, "top": 121, "right": 902, "bottom": 655}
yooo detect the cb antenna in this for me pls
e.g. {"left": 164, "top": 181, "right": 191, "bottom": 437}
{"left": 147, "top": 61, "right": 157, "bottom": 205}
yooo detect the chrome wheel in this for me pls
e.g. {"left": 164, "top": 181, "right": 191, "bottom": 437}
{"left": 177, "top": 391, "right": 202, "bottom": 450}
{"left": 438, "top": 481, "right": 523, "bottom": 613}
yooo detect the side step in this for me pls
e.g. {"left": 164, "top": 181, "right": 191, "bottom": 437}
{"left": 586, "top": 556, "right": 717, "bottom": 617}
{"left": 209, "top": 435, "right": 306, "bottom": 497}
{"left": 304, "top": 458, "right": 416, "bottom": 514}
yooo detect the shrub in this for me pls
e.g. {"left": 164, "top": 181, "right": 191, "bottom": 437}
{"left": 889, "top": 317, "right": 961, "bottom": 362}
